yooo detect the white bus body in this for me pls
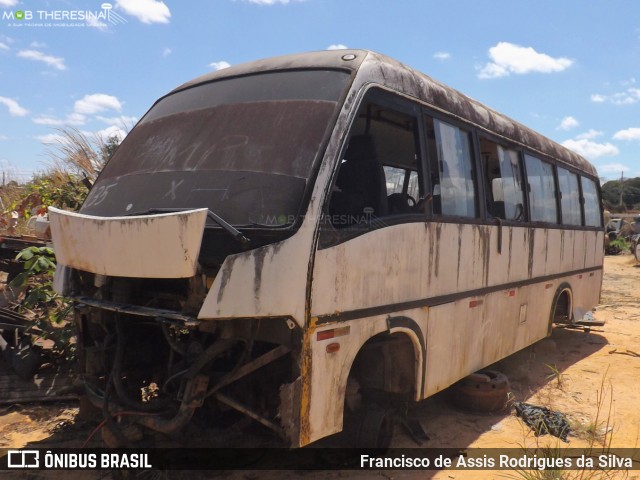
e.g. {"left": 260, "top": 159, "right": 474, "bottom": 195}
{"left": 50, "top": 50, "right": 603, "bottom": 447}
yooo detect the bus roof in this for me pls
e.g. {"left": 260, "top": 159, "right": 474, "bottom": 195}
{"left": 171, "top": 50, "right": 597, "bottom": 177}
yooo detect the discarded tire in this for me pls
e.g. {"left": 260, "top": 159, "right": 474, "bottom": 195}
{"left": 448, "top": 369, "right": 511, "bottom": 413}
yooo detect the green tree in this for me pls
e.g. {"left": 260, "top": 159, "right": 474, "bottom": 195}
{"left": 601, "top": 177, "right": 640, "bottom": 211}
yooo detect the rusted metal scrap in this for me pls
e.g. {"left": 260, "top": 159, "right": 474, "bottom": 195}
{"left": 608, "top": 348, "right": 640, "bottom": 358}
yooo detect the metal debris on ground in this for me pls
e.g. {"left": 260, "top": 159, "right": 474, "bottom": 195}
{"left": 608, "top": 348, "right": 640, "bottom": 358}
{"left": 513, "top": 401, "right": 571, "bottom": 442}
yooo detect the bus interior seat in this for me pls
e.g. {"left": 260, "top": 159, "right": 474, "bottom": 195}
{"left": 333, "top": 135, "right": 388, "bottom": 220}
{"left": 387, "top": 193, "right": 411, "bottom": 214}
{"left": 489, "top": 200, "right": 506, "bottom": 219}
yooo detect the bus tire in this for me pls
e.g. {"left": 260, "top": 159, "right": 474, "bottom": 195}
{"left": 355, "top": 403, "right": 394, "bottom": 449}
{"left": 448, "top": 370, "right": 511, "bottom": 413}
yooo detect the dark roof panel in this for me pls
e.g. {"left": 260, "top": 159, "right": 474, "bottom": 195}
{"left": 170, "top": 50, "right": 596, "bottom": 177}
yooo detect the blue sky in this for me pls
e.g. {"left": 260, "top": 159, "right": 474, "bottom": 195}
{"left": 0, "top": 0, "right": 639, "bottom": 183}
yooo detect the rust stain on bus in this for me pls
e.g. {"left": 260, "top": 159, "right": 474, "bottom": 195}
{"left": 298, "top": 316, "right": 317, "bottom": 446}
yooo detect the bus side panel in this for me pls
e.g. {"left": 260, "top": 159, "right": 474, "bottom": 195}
{"left": 306, "top": 316, "right": 387, "bottom": 443}
{"left": 531, "top": 228, "right": 551, "bottom": 278}
{"left": 546, "top": 229, "right": 565, "bottom": 275}
{"left": 424, "top": 300, "right": 487, "bottom": 395}
{"left": 570, "top": 229, "right": 604, "bottom": 319}
{"left": 309, "top": 221, "right": 603, "bottom": 438}
{"left": 487, "top": 227, "right": 529, "bottom": 285}
{"left": 561, "top": 229, "right": 580, "bottom": 272}
{"left": 198, "top": 223, "right": 314, "bottom": 324}
{"left": 571, "top": 269, "right": 603, "bottom": 319}
{"left": 312, "top": 223, "right": 493, "bottom": 316}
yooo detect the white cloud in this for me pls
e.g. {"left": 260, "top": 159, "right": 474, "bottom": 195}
{"left": 162, "top": 47, "right": 172, "bottom": 58}
{"left": 17, "top": 49, "right": 66, "bottom": 71}
{"left": 592, "top": 88, "right": 640, "bottom": 105}
{"left": 96, "top": 115, "right": 137, "bottom": 126}
{"left": 576, "top": 129, "right": 602, "bottom": 140}
{"left": 478, "top": 42, "right": 573, "bottom": 79}
{"left": 74, "top": 94, "right": 122, "bottom": 115}
{"left": 95, "top": 125, "right": 127, "bottom": 141}
{"left": 244, "top": 0, "right": 303, "bottom": 4}
{"left": 116, "top": 0, "right": 171, "bottom": 24}
{"left": 0, "top": 135, "right": 8, "bottom": 140}
{"left": 562, "top": 138, "right": 619, "bottom": 159}
{"left": 433, "top": 51, "right": 451, "bottom": 61}
{"left": 33, "top": 113, "right": 86, "bottom": 126}
{"left": 557, "top": 116, "right": 579, "bottom": 131}
{"left": 0, "top": 43, "right": 9, "bottom": 51}
{"left": 0, "top": 96, "right": 28, "bottom": 116}
{"left": 0, "top": 0, "right": 18, "bottom": 6}
{"left": 37, "top": 133, "right": 67, "bottom": 145}
{"left": 75, "top": 126, "right": 128, "bottom": 145}
{"left": 209, "top": 61, "right": 231, "bottom": 71}
{"left": 599, "top": 163, "right": 630, "bottom": 173}
{"left": 33, "top": 116, "right": 63, "bottom": 126}
{"left": 613, "top": 127, "right": 640, "bottom": 141}
{"left": 33, "top": 93, "right": 123, "bottom": 127}
{"left": 327, "top": 44, "right": 348, "bottom": 50}
{"left": 611, "top": 88, "right": 640, "bottom": 105}
{"left": 30, "top": 41, "right": 47, "bottom": 49}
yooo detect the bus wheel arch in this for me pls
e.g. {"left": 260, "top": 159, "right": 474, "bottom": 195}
{"left": 549, "top": 283, "right": 573, "bottom": 335}
{"left": 342, "top": 319, "right": 423, "bottom": 447}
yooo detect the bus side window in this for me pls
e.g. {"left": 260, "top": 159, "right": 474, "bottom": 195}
{"left": 425, "top": 116, "right": 477, "bottom": 218}
{"left": 328, "top": 99, "right": 423, "bottom": 229}
{"left": 525, "top": 154, "right": 558, "bottom": 223}
{"left": 479, "top": 137, "right": 526, "bottom": 221}
{"left": 557, "top": 167, "right": 581, "bottom": 225}
{"left": 331, "top": 134, "right": 389, "bottom": 224}
{"left": 581, "top": 176, "right": 602, "bottom": 227}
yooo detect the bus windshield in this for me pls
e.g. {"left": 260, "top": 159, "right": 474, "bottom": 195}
{"left": 80, "top": 70, "right": 351, "bottom": 227}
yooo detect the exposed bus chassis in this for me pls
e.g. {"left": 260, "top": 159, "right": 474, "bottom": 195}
{"left": 71, "top": 270, "right": 301, "bottom": 446}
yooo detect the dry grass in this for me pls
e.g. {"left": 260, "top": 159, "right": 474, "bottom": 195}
{"left": 0, "top": 126, "right": 125, "bottom": 234}
{"left": 44, "top": 127, "right": 123, "bottom": 181}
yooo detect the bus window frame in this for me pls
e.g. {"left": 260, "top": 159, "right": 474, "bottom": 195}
{"left": 579, "top": 175, "right": 604, "bottom": 228}
{"left": 422, "top": 107, "right": 482, "bottom": 223}
{"left": 556, "top": 165, "right": 583, "bottom": 227}
{"left": 520, "top": 147, "right": 603, "bottom": 230}
{"left": 319, "top": 87, "right": 430, "bottom": 247}
{"left": 476, "top": 132, "right": 530, "bottom": 225}
{"left": 522, "top": 151, "right": 561, "bottom": 226}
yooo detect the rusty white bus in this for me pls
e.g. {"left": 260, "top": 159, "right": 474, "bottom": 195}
{"left": 49, "top": 50, "right": 604, "bottom": 448}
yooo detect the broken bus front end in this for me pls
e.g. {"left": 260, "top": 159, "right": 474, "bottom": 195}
{"left": 49, "top": 64, "right": 354, "bottom": 447}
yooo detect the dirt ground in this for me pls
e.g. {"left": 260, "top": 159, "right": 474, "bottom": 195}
{"left": 1, "top": 254, "right": 639, "bottom": 479}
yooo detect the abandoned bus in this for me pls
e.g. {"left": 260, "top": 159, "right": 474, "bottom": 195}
{"left": 49, "top": 50, "right": 604, "bottom": 448}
